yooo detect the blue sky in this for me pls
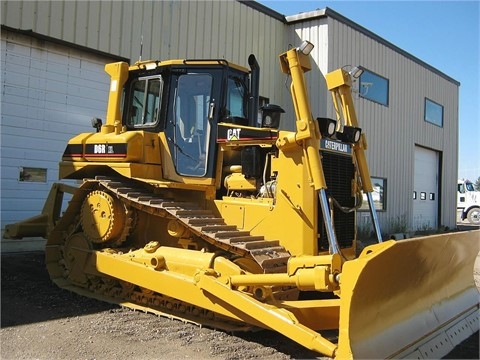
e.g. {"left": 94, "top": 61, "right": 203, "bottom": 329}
{"left": 259, "top": 0, "right": 479, "bottom": 182}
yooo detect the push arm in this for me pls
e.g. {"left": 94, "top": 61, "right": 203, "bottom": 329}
{"left": 325, "top": 69, "right": 383, "bottom": 242}
{"left": 278, "top": 44, "right": 327, "bottom": 191}
{"left": 278, "top": 43, "right": 341, "bottom": 254}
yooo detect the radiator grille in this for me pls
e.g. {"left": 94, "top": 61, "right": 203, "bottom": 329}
{"left": 318, "top": 151, "right": 355, "bottom": 251}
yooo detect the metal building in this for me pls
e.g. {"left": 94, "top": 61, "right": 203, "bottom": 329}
{"left": 1, "top": 0, "right": 459, "bottom": 252}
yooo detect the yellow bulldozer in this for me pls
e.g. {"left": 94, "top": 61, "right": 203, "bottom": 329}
{"left": 4, "top": 41, "right": 479, "bottom": 359}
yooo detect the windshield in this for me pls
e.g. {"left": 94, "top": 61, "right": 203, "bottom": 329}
{"left": 171, "top": 73, "right": 213, "bottom": 176}
{"left": 465, "top": 182, "right": 475, "bottom": 192}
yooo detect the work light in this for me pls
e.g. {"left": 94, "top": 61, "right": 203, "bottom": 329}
{"left": 336, "top": 125, "right": 362, "bottom": 143}
{"left": 317, "top": 117, "right": 337, "bottom": 138}
{"left": 298, "top": 40, "right": 314, "bottom": 55}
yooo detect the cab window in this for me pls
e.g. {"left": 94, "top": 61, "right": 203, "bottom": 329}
{"left": 127, "top": 75, "right": 163, "bottom": 127}
{"left": 227, "top": 77, "right": 247, "bottom": 118}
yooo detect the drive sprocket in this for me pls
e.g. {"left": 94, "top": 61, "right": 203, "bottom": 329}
{"left": 80, "top": 190, "right": 133, "bottom": 246}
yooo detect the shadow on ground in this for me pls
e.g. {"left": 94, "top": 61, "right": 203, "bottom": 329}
{"left": 1, "top": 252, "right": 114, "bottom": 327}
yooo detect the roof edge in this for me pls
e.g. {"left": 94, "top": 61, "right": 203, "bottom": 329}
{"left": 2, "top": 25, "right": 129, "bottom": 63}
{"left": 286, "top": 7, "right": 460, "bottom": 86}
{"left": 285, "top": 8, "right": 327, "bottom": 24}
{"left": 237, "top": 0, "right": 286, "bottom": 22}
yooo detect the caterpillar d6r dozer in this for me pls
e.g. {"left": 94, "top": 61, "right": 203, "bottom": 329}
{"left": 4, "top": 41, "right": 479, "bottom": 359}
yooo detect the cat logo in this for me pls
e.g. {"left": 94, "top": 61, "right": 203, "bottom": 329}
{"left": 227, "top": 128, "right": 241, "bottom": 141}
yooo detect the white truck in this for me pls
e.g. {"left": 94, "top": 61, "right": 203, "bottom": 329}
{"left": 457, "top": 178, "right": 480, "bottom": 224}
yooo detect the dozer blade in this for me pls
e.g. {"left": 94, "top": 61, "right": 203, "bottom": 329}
{"left": 336, "top": 230, "right": 479, "bottom": 359}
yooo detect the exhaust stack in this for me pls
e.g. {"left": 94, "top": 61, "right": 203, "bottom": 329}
{"left": 248, "top": 54, "right": 260, "bottom": 127}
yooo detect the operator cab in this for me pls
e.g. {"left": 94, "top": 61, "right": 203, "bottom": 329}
{"left": 121, "top": 60, "right": 250, "bottom": 178}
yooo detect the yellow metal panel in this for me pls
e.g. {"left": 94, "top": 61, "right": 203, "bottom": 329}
{"left": 84, "top": 130, "right": 144, "bottom": 162}
{"left": 218, "top": 197, "right": 274, "bottom": 231}
{"left": 143, "top": 133, "right": 161, "bottom": 165}
{"left": 105, "top": 62, "right": 129, "bottom": 126}
{"left": 278, "top": 298, "right": 340, "bottom": 330}
{"left": 325, "top": 68, "right": 351, "bottom": 90}
{"left": 220, "top": 202, "right": 245, "bottom": 229}
{"left": 336, "top": 231, "right": 480, "bottom": 359}
{"left": 247, "top": 147, "right": 317, "bottom": 256}
{"left": 59, "top": 160, "right": 164, "bottom": 181}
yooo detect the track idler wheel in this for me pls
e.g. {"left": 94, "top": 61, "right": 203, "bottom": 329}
{"left": 81, "top": 190, "right": 132, "bottom": 246}
{"left": 62, "top": 232, "right": 92, "bottom": 284}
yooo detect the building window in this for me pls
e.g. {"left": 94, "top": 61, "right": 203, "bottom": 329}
{"left": 358, "top": 68, "right": 389, "bottom": 106}
{"left": 424, "top": 98, "right": 443, "bottom": 127}
{"left": 359, "top": 177, "right": 386, "bottom": 211}
{"left": 19, "top": 167, "right": 47, "bottom": 182}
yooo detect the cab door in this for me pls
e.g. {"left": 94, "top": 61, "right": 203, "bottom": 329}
{"left": 169, "top": 72, "right": 213, "bottom": 177}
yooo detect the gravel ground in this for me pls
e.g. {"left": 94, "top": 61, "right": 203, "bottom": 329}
{"left": 1, "top": 250, "right": 479, "bottom": 360}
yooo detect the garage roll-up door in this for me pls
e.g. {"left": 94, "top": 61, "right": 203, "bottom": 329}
{"left": 1, "top": 30, "right": 119, "bottom": 247}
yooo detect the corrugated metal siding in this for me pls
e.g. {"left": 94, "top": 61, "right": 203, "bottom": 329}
{"left": 2, "top": 0, "right": 287, "bottom": 111}
{"left": 283, "top": 12, "right": 458, "bottom": 230}
{"left": 1, "top": 30, "right": 116, "bottom": 228}
{"left": 326, "top": 17, "right": 458, "bottom": 230}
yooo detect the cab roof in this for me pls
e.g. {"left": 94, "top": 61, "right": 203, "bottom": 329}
{"left": 129, "top": 59, "right": 249, "bottom": 73}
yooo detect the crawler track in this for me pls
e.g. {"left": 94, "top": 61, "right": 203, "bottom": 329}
{"left": 99, "top": 177, "right": 290, "bottom": 272}
{"left": 45, "top": 176, "right": 291, "bottom": 329}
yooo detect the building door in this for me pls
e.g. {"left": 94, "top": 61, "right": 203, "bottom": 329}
{"left": 413, "top": 146, "right": 440, "bottom": 230}
{"left": 1, "top": 30, "right": 118, "bottom": 251}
